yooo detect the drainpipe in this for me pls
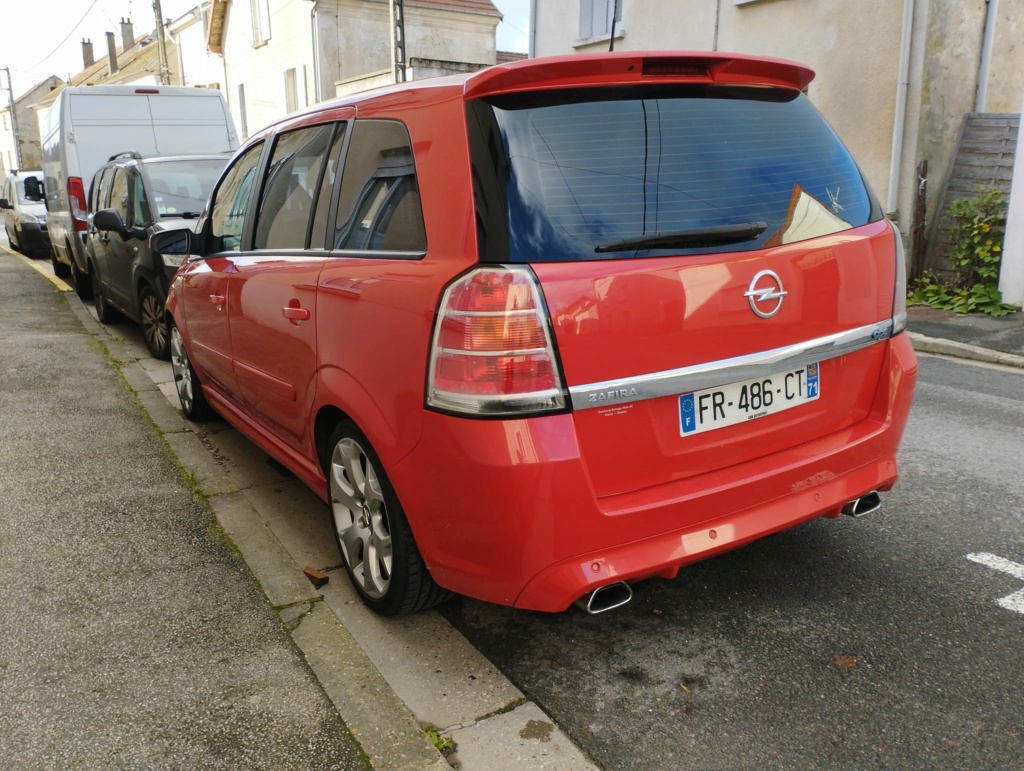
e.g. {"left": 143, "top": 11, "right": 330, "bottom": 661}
{"left": 886, "top": 0, "right": 914, "bottom": 217}
{"left": 310, "top": 1, "right": 321, "bottom": 103}
{"left": 975, "top": 0, "right": 998, "bottom": 112}
{"left": 528, "top": 0, "right": 537, "bottom": 58}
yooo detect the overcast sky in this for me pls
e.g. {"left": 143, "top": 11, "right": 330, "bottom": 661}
{"left": 1, "top": 0, "right": 530, "bottom": 96}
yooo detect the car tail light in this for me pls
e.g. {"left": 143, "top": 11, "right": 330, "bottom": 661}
{"left": 427, "top": 266, "right": 567, "bottom": 416}
{"left": 891, "top": 221, "right": 908, "bottom": 335}
{"left": 68, "top": 177, "right": 88, "bottom": 232}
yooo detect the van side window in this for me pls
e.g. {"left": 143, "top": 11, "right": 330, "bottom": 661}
{"left": 333, "top": 120, "right": 426, "bottom": 253}
{"left": 210, "top": 142, "right": 263, "bottom": 252}
{"left": 109, "top": 168, "right": 130, "bottom": 223}
{"left": 254, "top": 124, "right": 335, "bottom": 250}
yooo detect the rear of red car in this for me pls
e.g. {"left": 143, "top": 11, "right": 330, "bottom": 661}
{"left": 390, "top": 52, "right": 917, "bottom": 612}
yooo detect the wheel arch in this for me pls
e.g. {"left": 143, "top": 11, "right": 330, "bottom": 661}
{"left": 313, "top": 365, "right": 417, "bottom": 481}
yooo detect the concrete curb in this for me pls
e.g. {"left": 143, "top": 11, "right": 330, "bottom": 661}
{"left": 907, "top": 331, "right": 1024, "bottom": 369}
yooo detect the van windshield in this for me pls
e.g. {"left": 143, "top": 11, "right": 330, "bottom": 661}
{"left": 467, "top": 85, "right": 881, "bottom": 262}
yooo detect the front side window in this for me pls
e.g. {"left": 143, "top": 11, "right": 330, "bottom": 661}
{"left": 333, "top": 120, "right": 426, "bottom": 253}
{"left": 109, "top": 168, "right": 130, "bottom": 223}
{"left": 90, "top": 168, "right": 111, "bottom": 212}
{"left": 254, "top": 124, "right": 336, "bottom": 250}
{"left": 468, "top": 85, "right": 879, "bottom": 263}
{"left": 131, "top": 172, "right": 152, "bottom": 228}
{"left": 210, "top": 143, "right": 264, "bottom": 252}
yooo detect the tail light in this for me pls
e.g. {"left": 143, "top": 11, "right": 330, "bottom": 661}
{"left": 68, "top": 177, "right": 88, "bottom": 232}
{"left": 891, "top": 221, "right": 908, "bottom": 335}
{"left": 427, "top": 266, "right": 567, "bottom": 417}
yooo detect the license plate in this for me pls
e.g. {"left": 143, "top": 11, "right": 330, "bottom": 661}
{"left": 679, "top": 364, "right": 820, "bottom": 436}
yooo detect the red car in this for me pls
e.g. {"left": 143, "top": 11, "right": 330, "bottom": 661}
{"left": 155, "top": 52, "right": 917, "bottom": 617}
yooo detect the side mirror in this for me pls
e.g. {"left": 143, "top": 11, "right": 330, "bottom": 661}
{"left": 93, "top": 208, "right": 127, "bottom": 234}
{"left": 150, "top": 228, "right": 195, "bottom": 257}
{"left": 23, "top": 176, "right": 43, "bottom": 202}
{"left": 0, "top": 198, "right": 11, "bottom": 210}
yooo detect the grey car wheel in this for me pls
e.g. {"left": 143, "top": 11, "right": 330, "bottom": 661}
{"left": 169, "top": 322, "right": 212, "bottom": 421}
{"left": 91, "top": 265, "right": 119, "bottom": 323}
{"left": 139, "top": 286, "right": 170, "bottom": 359}
{"left": 72, "top": 258, "right": 92, "bottom": 300}
{"left": 326, "top": 422, "right": 449, "bottom": 616}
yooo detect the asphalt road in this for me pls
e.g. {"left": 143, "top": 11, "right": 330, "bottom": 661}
{"left": 441, "top": 355, "right": 1024, "bottom": 769}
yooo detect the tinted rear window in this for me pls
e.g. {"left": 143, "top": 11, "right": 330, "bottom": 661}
{"left": 467, "top": 85, "right": 880, "bottom": 262}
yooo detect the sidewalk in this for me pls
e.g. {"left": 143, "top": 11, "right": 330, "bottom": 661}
{"left": 906, "top": 305, "right": 1024, "bottom": 368}
{"left": 0, "top": 252, "right": 373, "bottom": 768}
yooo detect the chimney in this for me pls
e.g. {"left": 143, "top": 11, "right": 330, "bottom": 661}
{"left": 106, "top": 31, "right": 118, "bottom": 73}
{"left": 82, "top": 38, "right": 94, "bottom": 69}
{"left": 120, "top": 18, "right": 135, "bottom": 53}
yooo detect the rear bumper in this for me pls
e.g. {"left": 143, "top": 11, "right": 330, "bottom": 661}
{"left": 514, "top": 452, "right": 897, "bottom": 611}
{"left": 390, "top": 334, "right": 917, "bottom": 612}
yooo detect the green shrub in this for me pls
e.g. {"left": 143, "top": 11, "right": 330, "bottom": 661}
{"left": 909, "top": 188, "right": 1018, "bottom": 316}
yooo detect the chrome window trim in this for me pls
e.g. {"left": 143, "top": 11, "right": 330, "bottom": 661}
{"left": 569, "top": 319, "right": 896, "bottom": 410}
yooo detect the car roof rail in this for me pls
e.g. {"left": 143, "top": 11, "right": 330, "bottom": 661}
{"left": 107, "top": 151, "right": 144, "bottom": 162}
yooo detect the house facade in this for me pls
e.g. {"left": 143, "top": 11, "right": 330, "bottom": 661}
{"left": 531, "top": 0, "right": 1024, "bottom": 305}
{"left": 206, "top": 0, "right": 501, "bottom": 139}
{"left": 0, "top": 76, "right": 64, "bottom": 174}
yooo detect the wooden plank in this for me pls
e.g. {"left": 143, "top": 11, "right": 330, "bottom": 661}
{"left": 955, "top": 153, "right": 1016, "bottom": 167}
{"left": 924, "top": 112, "right": 1020, "bottom": 275}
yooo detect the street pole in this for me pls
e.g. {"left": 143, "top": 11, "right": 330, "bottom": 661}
{"left": 152, "top": 0, "right": 172, "bottom": 85}
{"left": 1, "top": 67, "right": 23, "bottom": 170}
{"left": 389, "top": 0, "right": 407, "bottom": 84}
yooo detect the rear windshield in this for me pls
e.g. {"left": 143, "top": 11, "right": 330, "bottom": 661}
{"left": 144, "top": 158, "right": 226, "bottom": 218}
{"left": 467, "top": 85, "right": 881, "bottom": 262}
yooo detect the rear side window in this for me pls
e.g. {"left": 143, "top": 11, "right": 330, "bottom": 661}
{"left": 255, "top": 123, "right": 336, "bottom": 250}
{"left": 210, "top": 142, "right": 263, "bottom": 252}
{"left": 333, "top": 120, "right": 426, "bottom": 253}
{"left": 467, "top": 85, "right": 880, "bottom": 262}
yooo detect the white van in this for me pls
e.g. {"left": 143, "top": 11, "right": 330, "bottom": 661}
{"left": 39, "top": 85, "right": 238, "bottom": 286}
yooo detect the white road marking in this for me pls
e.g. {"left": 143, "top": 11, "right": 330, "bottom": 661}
{"left": 966, "top": 552, "right": 1024, "bottom": 615}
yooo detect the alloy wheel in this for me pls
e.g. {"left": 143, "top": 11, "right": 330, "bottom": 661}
{"left": 140, "top": 290, "right": 168, "bottom": 357}
{"left": 330, "top": 438, "right": 393, "bottom": 599}
{"left": 169, "top": 325, "right": 194, "bottom": 414}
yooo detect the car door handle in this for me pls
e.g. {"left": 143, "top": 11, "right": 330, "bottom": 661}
{"left": 282, "top": 306, "right": 310, "bottom": 321}
{"left": 210, "top": 294, "right": 226, "bottom": 305}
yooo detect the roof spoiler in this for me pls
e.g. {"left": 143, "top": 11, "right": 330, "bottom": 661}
{"left": 464, "top": 51, "right": 814, "bottom": 100}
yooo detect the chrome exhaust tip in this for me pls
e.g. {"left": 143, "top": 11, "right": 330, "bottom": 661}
{"left": 573, "top": 581, "right": 633, "bottom": 615}
{"left": 842, "top": 491, "right": 882, "bottom": 518}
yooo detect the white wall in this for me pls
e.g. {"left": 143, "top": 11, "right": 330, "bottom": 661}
{"left": 999, "top": 89, "right": 1024, "bottom": 308}
{"left": 172, "top": 6, "right": 228, "bottom": 90}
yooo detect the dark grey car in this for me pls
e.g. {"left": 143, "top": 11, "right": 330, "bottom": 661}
{"left": 86, "top": 152, "right": 228, "bottom": 358}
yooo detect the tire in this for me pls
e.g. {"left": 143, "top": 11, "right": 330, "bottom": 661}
{"left": 139, "top": 285, "right": 170, "bottom": 359}
{"left": 6, "top": 225, "right": 20, "bottom": 252}
{"left": 169, "top": 321, "right": 213, "bottom": 421}
{"left": 71, "top": 258, "right": 93, "bottom": 300}
{"left": 325, "top": 421, "right": 449, "bottom": 617}
{"left": 91, "top": 265, "right": 120, "bottom": 324}
{"left": 51, "top": 247, "right": 71, "bottom": 279}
